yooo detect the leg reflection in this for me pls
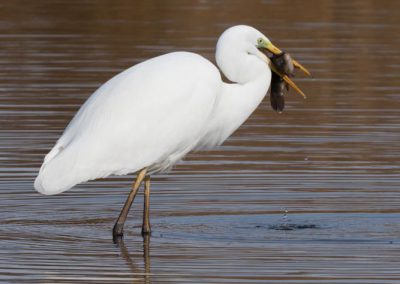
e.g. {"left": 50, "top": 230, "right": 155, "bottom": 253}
{"left": 116, "top": 235, "right": 151, "bottom": 282}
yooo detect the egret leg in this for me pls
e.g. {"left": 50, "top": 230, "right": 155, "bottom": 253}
{"left": 141, "top": 175, "right": 151, "bottom": 235}
{"left": 113, "top": 168, "right": 147, "bottom": 240}
{"left": 143, "top": 233, "right": 151, "bottom": 283}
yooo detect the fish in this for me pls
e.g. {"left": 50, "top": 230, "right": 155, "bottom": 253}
{"left": 270, "top": 72, "right": 286, "bottom": 113}
{"left": 270, "top": 52, "right": 295, "bottom": 77}
{"left": 259, "top": 48, "right": 310, "bottom": 112}
{"left": 269, "top": 52, "right": 295, "bottom": 112}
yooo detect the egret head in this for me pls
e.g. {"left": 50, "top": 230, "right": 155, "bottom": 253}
{"left": 216, "top": 25, "right": 272, "bottom": 84}
{"left": 216, "top": 25, "right": 310, "bottom": 97}
{"left": 256, "top": 37, "right": 311, "bottom": 98}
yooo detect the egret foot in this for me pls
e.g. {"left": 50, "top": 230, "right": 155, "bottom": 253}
{"left": 113, "top": 223, "right": 124, "bottom": 242}
{"left": 112, "top": 168, "right": 147, "bottom": 240}
{"left": 141, "top": 175, "right": 151, "bottom": 236}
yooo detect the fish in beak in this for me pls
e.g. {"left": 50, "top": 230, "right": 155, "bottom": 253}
{"left": 257, "top": 38, "right": 311, "bottom": 99}
{"left": 270, "top": 72, "right": 286, "bottom": 113}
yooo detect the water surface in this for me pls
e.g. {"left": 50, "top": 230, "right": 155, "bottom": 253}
{"left": 1, "top": 0, "right": 400, "bottom": 283}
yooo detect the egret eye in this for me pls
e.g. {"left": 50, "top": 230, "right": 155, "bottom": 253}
{"left": 257, "top": 38, "right": 263, "bottom": 45}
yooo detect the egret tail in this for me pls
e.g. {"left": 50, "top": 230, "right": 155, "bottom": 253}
{"left": 34, "top": 142, "right": 97, "bottom": 195}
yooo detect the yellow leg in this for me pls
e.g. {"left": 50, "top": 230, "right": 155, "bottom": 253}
{"left": 113, "top": 168, "right": 147, "bottom": 240}
{"left": 141, "top": 175, "right": 151, "bottom": 235}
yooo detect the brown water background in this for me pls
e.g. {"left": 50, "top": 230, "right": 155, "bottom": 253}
{"left": 1, "top": 0, "right": 400, "bottom": 283}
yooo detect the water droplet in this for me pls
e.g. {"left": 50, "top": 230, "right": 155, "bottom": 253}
{"left": 282, "top": 208, "right": 289, "bottom": 224}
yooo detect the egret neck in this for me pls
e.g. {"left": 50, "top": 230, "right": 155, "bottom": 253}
{"left": 207, "top": 69, "right": 271, "bottom": 145}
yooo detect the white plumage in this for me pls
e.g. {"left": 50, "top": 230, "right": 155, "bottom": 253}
{"left": 34, "top": 25, "right": 272, "bottom": 195}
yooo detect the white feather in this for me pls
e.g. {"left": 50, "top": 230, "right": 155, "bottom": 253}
{"left": 34, "top": 25, "right": 272, "bottom": 195}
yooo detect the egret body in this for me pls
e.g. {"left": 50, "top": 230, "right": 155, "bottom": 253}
{"left": 34, "top": 25, "right": 309, "bottom": 239}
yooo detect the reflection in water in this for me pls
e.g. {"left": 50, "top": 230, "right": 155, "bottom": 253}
{"left": 116, "top": 235, "right": 151, "bottom": 284}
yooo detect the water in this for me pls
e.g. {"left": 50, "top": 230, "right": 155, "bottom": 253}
{"left": 1, "top": 0, "right": 400, "bottom": 283}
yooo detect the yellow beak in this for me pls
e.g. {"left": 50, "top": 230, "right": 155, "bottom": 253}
{"left": 258, "top": 41, "right": 311, "bottom": 99}
{"left": 265, "top": 42, "right": 311, "bottom": 77}
{"left": 269, "top": 63, "right": 307, "bottom": 99}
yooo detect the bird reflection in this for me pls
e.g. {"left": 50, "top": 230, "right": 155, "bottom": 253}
{"left": 115, "top": 235, "right": 151, "bottom": 283}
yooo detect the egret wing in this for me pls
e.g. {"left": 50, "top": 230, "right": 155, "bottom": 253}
{"left": 35, "top": 52, "right": 221, "bottom": 194}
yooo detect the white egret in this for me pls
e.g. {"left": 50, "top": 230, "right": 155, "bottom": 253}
{"left": 34, "top": 25, "right": 310, "bottom": 239}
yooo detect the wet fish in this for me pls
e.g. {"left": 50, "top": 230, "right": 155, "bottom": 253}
{"left": 270, "top": 72, "right": 286, "bottom": 113}
{"left": 269, "top": 52, "right": 295, "bottom": 113}
{"left": 259, "top": 49, "right": 307, "bottom": 112}
{"left": 270, "top": 52, "right": 295, "bottom": 77}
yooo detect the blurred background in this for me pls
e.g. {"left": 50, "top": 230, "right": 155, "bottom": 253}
{"left": 0, "top": 0, "right": 399, "bottom": 283}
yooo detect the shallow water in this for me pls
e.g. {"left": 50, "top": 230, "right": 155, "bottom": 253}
{"left": 1, "top": 0, "right": 400, "bottom": 283}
